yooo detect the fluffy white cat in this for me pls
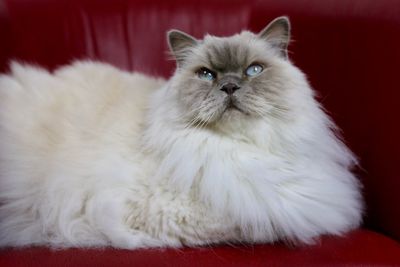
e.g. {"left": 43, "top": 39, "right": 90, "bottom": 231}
{"left": 0, "top": 16, "right": 362, "bottom": 249}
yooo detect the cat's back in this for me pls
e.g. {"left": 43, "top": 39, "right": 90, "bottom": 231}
{"left": 0, "top": 60, "right": 165, "bottom": 181}
{"left": 0, "top": 61, "right": 164, "bottom": 131}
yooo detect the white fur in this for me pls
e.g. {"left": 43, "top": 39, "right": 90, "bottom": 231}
{"left": 0, "top": 60, "right": 362, "bottom": 249}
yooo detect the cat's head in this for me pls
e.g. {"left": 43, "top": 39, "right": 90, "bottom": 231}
{"left": 167, "top": 16, "right": 302, "bottom": 128}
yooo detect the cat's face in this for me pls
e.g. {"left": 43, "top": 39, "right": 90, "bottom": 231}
{"left": 168, "top": 17, "right": 294, "bottom": 127}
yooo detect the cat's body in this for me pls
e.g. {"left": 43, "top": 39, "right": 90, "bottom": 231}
{"left": 0, "top": 17, "right": 362, "bottom": 249}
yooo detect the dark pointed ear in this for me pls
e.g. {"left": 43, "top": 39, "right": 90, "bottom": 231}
{"left": 167, "top": 30, "right": 198, "bottom": 66}
{"left": 258, "top": 16, "right": 291, "bottom": 59}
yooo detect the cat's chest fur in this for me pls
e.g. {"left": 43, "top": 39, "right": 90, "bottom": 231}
{"left": 133, "top": 130, "right": 277, "bottom": 246}
{"left": 136, "top": 89, "right": 300, "bottom": 241}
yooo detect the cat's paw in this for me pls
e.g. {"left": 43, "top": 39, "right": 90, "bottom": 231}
{"left": 109, "top": 230, "right": 163, "bottom": 249}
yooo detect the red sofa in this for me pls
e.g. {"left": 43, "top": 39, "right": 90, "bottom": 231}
{"left": 1, "top": 0, "right": 400, "bottom": 266}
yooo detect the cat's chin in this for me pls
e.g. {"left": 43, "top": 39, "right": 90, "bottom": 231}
{"left": 185, "top": 108, "right": 248, "bottom": 130}
{"left": 217, "top": 105, "right": 249, "bottom": 126}
{"left": 223, "top": 105, "right": 244, "bottom": 116}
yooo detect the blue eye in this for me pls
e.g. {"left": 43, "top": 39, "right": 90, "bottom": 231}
{"left": 245, "top": 64, "right": 263, "bottom": 77}
{"left": 197, "top": 68, "right": 216, "bottom": 81}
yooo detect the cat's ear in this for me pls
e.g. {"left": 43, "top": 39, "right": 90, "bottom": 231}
{"left": 258, "top": 16, "right": 291, "bottom": 59}
{"left": 167, "top": 30, "right": 198, "bottom": 67}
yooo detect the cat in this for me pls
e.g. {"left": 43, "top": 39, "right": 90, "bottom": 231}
{"left": 0, "top": 16, "right": 363, "bottom": 249}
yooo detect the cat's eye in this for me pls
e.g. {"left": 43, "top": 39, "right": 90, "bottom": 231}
{"left": 245, "top": 64, "right": 263, "bottom": 77}
{"left": 197, "top": 67, "right": 216, "bottom": 81}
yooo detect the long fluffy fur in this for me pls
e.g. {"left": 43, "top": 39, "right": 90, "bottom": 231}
{"left": 0, "top": 26, "right": 363, "bottom": 249}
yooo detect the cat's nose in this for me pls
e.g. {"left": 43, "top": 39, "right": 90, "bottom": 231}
{"left": 220, "top": 83, "right": 241, "bottom": 95}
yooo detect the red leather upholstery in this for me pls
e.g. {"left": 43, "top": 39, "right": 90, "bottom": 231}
{"left": 1, "top": 0, "right": 400, "bottom": 265}
{"left": 1, "top": 230, "right": 400, "bottom": 267}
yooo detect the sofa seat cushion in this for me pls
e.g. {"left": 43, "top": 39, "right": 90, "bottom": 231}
{"left": 0, "top": 229, "right": 399, "bottom": 267}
